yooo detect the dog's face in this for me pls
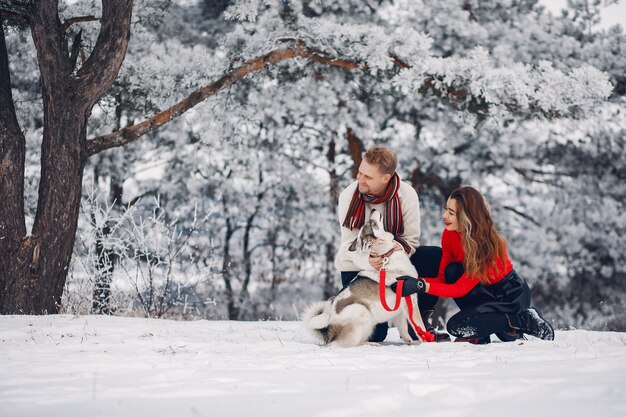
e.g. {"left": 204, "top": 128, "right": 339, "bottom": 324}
{"left": 348, "top": 209, "right": 394, "bottom": 254}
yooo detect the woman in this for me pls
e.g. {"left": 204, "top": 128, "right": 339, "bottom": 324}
{"left": 398, "top": 186, "right": 554, "bottom": 344}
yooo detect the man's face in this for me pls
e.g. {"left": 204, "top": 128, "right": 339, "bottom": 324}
{"left": 356, "top": 159, "right": 391, "bottom": 196}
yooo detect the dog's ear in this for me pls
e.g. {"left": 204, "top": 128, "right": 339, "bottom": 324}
{"left": 348, "top": 238, "right": 358, "bottom": 252}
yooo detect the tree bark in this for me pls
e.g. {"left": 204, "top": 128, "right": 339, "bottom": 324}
{"left": 0, "top": 16, "right": 28, "bottom": 312}
{"left": 323, "top": 136, "right": 338, "bottom": 299}
{"left": 345, "top": 127, "right": 364, "bottom": 179}
{"left": 0, "top": 1, "right": 133, "bottom": 314}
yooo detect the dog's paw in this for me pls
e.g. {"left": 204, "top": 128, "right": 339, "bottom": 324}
{"left": 365, "top": 342, "right": 382, "bottom": 347}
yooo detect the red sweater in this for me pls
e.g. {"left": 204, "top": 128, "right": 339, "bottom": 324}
{"left": 424, "top": 229, "right": 513, "bottom": 298}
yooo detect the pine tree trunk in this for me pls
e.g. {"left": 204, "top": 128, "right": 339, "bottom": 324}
{"left": 0, "top": 71, "right": 87, "bottom": 314}
{"left": 4, "top": 5, "right": 88, "bottom": 312}
{"left": 0, "top": 1, "right": 133, "bottom": 314}
{"left": 0, "top": 18, "right": 28, "bottom": 312}
{"left": 11, "top": 107, "right": 87, "bottom": 313}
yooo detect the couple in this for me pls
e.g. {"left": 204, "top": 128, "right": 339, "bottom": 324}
{"left": 336, "top": 146, "right": 554, "bottom": 344}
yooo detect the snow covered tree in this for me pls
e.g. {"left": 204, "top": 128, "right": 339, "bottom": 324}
{"left": 0, "top": 0, "right": 615, "bottom": 319}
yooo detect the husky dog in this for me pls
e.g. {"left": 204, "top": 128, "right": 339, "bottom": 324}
{"left": 303, "top": 210, "right": 426, "bottom": 347}
{"left": 347, "top": 209, "right": 417, "bottom": 284}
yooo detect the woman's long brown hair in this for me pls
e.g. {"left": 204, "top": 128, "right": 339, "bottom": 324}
{"left": 449, "top": 187, "right": 508, "bottom": 283}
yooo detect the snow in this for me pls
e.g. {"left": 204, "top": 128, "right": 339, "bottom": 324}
{"left": 540, "top": 0, "right": 626, "bottom": 29}
{"left": 1, "top": 315, "right": 626, "bottom": 417}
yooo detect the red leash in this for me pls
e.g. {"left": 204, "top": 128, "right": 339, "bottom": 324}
{"left": 378, "top": 259, "right": 435, "bottom": 343}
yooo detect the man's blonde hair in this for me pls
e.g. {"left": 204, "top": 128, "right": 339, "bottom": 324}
{"left": 363, "top": 146, "right": 397, "bottom": 175}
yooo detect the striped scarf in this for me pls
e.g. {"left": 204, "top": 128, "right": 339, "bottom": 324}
{"left": 342, "top": 173, "right": 410, "bottom": 253}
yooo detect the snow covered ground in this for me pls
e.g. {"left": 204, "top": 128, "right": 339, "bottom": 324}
{"left": 1, "top": 315, "right": 626, "bottom": 417}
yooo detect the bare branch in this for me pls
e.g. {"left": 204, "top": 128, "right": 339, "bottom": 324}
{"left": 514, "top": 167, "right": 578, "bottom": 178}
{"left": 513, "top": 167, "right": 578, "bottom": 187}
{"left": 502, "top": 205, "right": 541, "bottom": 228}
{"left": 61, "top": 15, "right": 98, "bottom": 32}
{"left": 69, "top": 29, "right": 82, "bottom": 71}
{"left": 389, "top": 54, "right": 410, "bottom": 69}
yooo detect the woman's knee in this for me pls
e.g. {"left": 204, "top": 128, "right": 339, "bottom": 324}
{"left": 444, "top": 262, "right": 464, "bottom": 284}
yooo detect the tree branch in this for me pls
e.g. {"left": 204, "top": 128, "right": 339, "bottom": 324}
{"left": 75, "top": 0, "right": 133, "bottom": 105}
{"left": 61, "top": 15, "right": 97, "bottom": 32}
{"left": 68, "top": 29, "right": 82, "bottom": 71}
{"left": 513, "top": 167, "right": 578, "bottom": 187}
{"left": 502, "top": 205, "right": 541, "bottom": 227}
{"left": 85, "top": 36, "right": 593, "bottom": 157}
{"left": 86, "top": 43, "right": 364, "bottom": 156}
{"left": 346, "top": 127, "right": 364, "bottom": 179}
{"left": 29, "top": 2, "right": 72, "bottom": 86}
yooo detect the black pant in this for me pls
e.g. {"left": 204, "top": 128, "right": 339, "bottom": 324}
{"left": 446, "top": 310, "right": 513, "bottom": 339}
{"left": 411, "top": 246, "right": 521, "bottom": 341}
{"left": 446, "top": 271, "right": 530, "bottom": 341}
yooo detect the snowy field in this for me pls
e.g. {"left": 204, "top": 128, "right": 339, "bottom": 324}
{"left": 1, "top": 315, "right": 626, "bottom": 417}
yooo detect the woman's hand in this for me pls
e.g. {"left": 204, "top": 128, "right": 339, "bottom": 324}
{"left": 392, "top": 276, "right": 427, "bottom": 296}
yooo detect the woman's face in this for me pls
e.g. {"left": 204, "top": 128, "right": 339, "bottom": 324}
{"left": 443, "top": 198, "right": 460, "bottom": 232}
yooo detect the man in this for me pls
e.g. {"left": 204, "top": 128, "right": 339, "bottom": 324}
{"left": 335, "top": 146, "right": 421, "bottom": 342}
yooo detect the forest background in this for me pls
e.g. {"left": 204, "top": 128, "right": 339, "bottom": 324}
{"left": 1, "top": 0, "right": 625, "bottom": 331}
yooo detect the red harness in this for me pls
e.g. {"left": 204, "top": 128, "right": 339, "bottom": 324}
{"left": 378, "top": 258, "right": 434, "bottom": 343}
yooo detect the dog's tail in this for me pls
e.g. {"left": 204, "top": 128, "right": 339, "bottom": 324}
{"left": 302, "top": 301, "right": 333, "bottom": 344}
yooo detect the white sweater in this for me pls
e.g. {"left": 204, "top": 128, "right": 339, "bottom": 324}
{"left": 334, "top": 180, "right": 421, "bottom": 272}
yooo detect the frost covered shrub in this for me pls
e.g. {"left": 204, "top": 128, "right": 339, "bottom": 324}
{"left": 63, "top": 191, "right": 218, "bottom": 319}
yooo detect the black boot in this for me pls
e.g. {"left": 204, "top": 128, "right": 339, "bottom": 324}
{"left": 421, "top": 310, "right": 451, "bottom": 342}
{"left": 514, "top": 307, "right": 555, "bottom": 341}
{"left": 454, "top": 336, "right": 491, "bottom": 345}
{"left": 495, "top": 330, "right": 523, "bottom": 342}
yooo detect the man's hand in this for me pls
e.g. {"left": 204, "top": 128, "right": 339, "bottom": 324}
{"left": 390, "top": 276, "right": 427, "bottom": 296}
{"left": 369, "top": 253, "right": 384, "bottom": 270}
